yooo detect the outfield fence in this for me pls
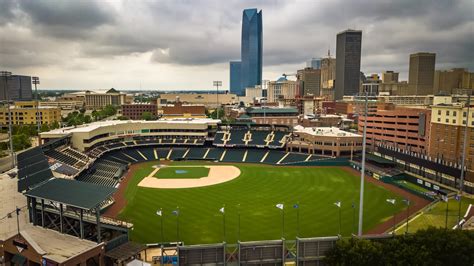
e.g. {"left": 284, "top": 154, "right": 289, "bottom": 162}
{"left": 147, "top": 234, "right": 394, "bottom": 266}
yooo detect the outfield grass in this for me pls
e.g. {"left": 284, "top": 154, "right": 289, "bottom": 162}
{"left": 396, "top": 197, "right": 474, "bottom": 234}
{"left": 119, "top": 161, "right": 406, "bottom": 244}
{"left": 154, "top": 166, "right": 210, "bottom": 179}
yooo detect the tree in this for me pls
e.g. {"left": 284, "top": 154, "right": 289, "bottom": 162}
{"left": 141, "top": 111, "right": 156, "bottom": 121}
{"left": 324, "top": 228, "right": 474, "bottom": 265}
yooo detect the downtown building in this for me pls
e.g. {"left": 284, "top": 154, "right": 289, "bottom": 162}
{"left": 229, "top": 8, "right": 263, "bottom": 96}
{"left": 0, "top": 75, "right": 33, "bottom": 101}
{"left": 357, "top": 104, "right": 431, "bottom": 153}
{"left": 297, "top": 67, "right": 321, "bottom": 97}
{"left": 408, "top": 52, "right": 436, "bottom": 95}
{"left": 335, "top": 30, "right": 362, "bottom": 100}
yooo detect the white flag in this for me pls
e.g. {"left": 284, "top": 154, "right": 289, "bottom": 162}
{"left": 219, "top": 207, "right": 225, "bottom": 214}
{"left": 276, "top": 203, "right": 284, "bottom": 210}
{"left": 156, "top": 210, "right": 162, "bottom": 216}
{"left": 334, "top": 201, "right": 341, "bottom": 208}
{"left": 386, "top": 199, "right": 396, "bottom": 205}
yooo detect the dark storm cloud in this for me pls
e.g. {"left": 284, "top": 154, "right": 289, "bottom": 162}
{"left": 0, "top": 0, "right": 473, "bottom": 74}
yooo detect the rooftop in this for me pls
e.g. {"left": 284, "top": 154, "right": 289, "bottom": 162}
{"left": 247, "top": 107, "right": 298, "bottom": 114}
{"left": 41, "top": 118, "right": 221, "bottom": 135}
{"left": 25, "top": 178, "right": 116, "bottom": 210}
{"left": 293, "top": 125, "right": 361, "bottom": 137}
{"left": 0, "top": 172, "right": 28, "bottom": 240}
{"left": 19, "top": 225, "right": 100, "bottom": 263}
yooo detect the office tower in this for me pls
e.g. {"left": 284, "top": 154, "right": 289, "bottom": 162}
{"left": 0, "top": 75, "right": 33, "bottom": 101}
{"left": 229, "top": 61, "right": 242, "bottom": 95}
{"left": 320, "top": 57, "right": 336, "bottom": 100}
{"left": 335, "top": 29, "right": 362, "bottom": 100}
{"left": 382, "top": 71, "right": 399, "bottom": 83}
{"left": 240, "top": 8, "right": 263, "bottom": 96}
{"left": 433, "top": 68, "right": 472, "bottom": 94}
{"left": 297, "top": 67, "right": 321, "bottom": 96}
{"left": 408, "top": 52, "right": 436, "bottom": 95}
{"left": 307, "top": 58, "right": 322, "bottom": 69}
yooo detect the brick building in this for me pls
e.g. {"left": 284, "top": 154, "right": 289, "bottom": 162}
{"left": 122, "top": 103, "right": 157, "bottom": 120}
{"left": 358, "top": 104, "right": 431, "bottom": 153}
{"left": 161, "top": 102, "right": 206, "bottom": 119}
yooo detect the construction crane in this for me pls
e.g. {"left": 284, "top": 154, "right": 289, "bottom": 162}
{"left": 282, "top": 73, "right": 298, "bottom": 79}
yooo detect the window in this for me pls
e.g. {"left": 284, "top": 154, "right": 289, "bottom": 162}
{"left": 446, "top": 111, "right": 450, "bottom": 115}
{"left": 446, "top": 119, "right": 449, "bottom": 123}
{"left": 453, "top": 119, "right": 456, "bottom": 123}
{"left": 463, "top": 112, "right": 467, "bottom": 117}
{"left": 438, "top": 110, "right": 442, "bottom": 115}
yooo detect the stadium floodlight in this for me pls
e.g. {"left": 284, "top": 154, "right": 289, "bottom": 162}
{"left": 0, "top": 70, "right": 14, "bottom": 168}
{"left": 32, "top": 77, "right": 41, "bottom": 136}
{"left": 213, "top": 81, "right": 222, "bottom": 119}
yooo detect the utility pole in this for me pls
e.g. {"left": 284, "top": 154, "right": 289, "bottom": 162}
{"left": 1, "top": 71, "right": 14, "bottom": 168}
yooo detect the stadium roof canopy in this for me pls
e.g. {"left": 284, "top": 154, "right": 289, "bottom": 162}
{"left": 25, "top": 178, "right": 116, "bottom": 210}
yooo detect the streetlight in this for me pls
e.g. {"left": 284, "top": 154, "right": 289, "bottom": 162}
{"left": 386, "top": 199, "right": 396, "bottom": 235}
{"left": 213, "top": 81, "right": 222, "bottom": 119}
{"left": 1, "top": 70, "right": 14, "bottom": 168}
{"left": 32, "top": 77, "right": 41, "bottom": 136}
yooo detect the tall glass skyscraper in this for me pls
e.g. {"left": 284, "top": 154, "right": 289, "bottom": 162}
{"left": 240, "top": 8, "right": 262, "bottom": 96}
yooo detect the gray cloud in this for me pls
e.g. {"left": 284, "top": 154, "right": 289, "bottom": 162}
{"left": 0, "top": 0, "right": 472, "bottom": 86}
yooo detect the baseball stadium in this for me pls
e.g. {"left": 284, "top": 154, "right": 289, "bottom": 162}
{"left": 3, "top": 118, "right": 473, "bottom": 265}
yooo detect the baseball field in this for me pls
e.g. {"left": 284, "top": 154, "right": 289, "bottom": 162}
{"left": 108, "top": 160, "right": 424, "bottom": 245}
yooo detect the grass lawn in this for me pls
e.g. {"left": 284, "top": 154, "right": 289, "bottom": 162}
{"left": 119, "top": 161, "right": 406, "bottom": 244}
{"left": 397, "top": 197, "right": 474, "bottom": 234}
{"left": 154, "top": 166, "right": 210, "bottom": 179}
{"left": 394, "top": 180, "right": 431, "bottom": 194}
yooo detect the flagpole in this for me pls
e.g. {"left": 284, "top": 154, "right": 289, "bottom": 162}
{"left": 160, "top": 208, "right": 164, "bottom": 243}
{"left": 338, "top": 206, "right": 342, "bottom": 236}
{"left": 237, "top": 204, "right": 241, "bottom": 241}
{"left": 296, "top": 205, "right": 300, "bottom": 237}
{"left": 352, "top": 202, "right": 356, "bottom": 235}
{"left": 176, "top": 207, "right": 180, "bottom": 245}
{"left": 222, "top": 205, "right": 226, "bottom": 243}
{"left": 282, "top": 208, "right": 285, "bottom": 240}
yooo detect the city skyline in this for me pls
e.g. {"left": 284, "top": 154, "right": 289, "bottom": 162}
{"left": 0, "top": 0, "right": 473, "bottom": 90}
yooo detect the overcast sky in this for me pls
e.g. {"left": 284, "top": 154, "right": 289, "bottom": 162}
{"left": 0, "top": 0, "right": 472, "bottom": 91}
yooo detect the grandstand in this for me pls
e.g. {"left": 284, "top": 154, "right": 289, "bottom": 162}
{"left": 29, "top": 120, "right": 370, "bottom": 191}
